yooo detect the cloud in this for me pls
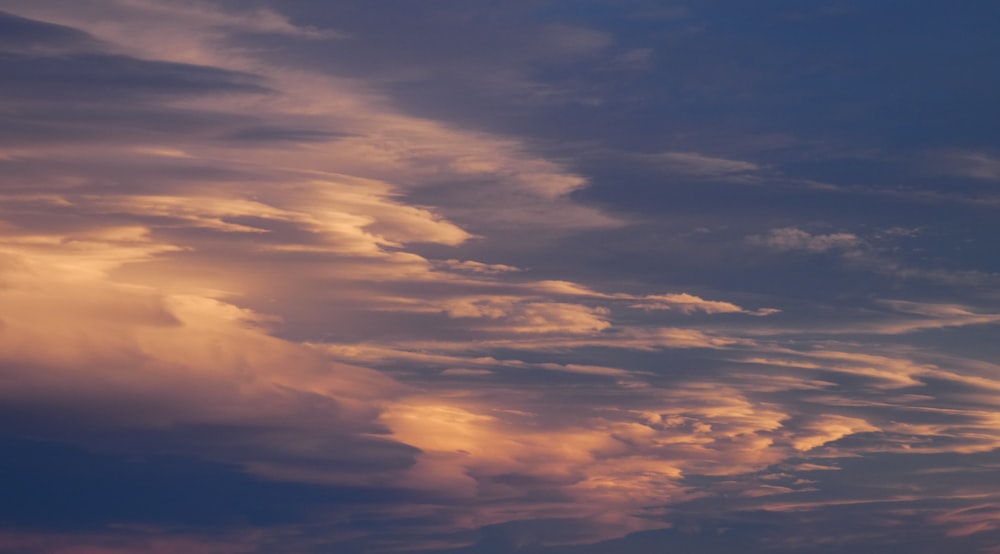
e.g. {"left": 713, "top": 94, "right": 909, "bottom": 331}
{"left": 746, "top": 227, "right": 997, "bottom": 287}
{"left": 745, "top": 349, "right": 931, "bottom": 389}
{"left": 616, "top": 47, "right": 654, "bottom": 68}
{"left": 440, "top": 368, "right": 494, "bottom": 376}
{"left": 539, "top": 23, "right": 613, "bottom": 56}
{"left": 442, "top": 297, "right": 612, "bottom": 334}
{"left": 372, "top": 383, "right": 797, "bottom": 543}
{"left": 930, "top": 504, "right": 1000, "bottom": 537}
{"left": 222, "top": 125, "right": 351, "bottom": 143}
{"left": 0, "top": 3, "right": 616, "bottom": 234}
{"left": 939, "top": 151, "right": 1000, "bottom": 181}
{"left": 747, "top": 227, "right": 861, "bottom": 253}
{"left": 0, "top": 52, "right": 270, "bottom": 101}
{"left": 439, "top": 259, "right": 522, "bottom": 274}
{"left": 789, "top": 415, "right": 879, "bottom": 452}
{"left": 644, "top": 151, "right": 763, "bottom": 181}
{"left": 871, "top": 300, "right": 1000, "bottom": 334}
{"left": 0, "top": 223, "right": 417, "bottom": 487}
{"left": 0, "top": 9, "right": 100, "bottom": 53}
{"left": 633, "top": 293, "right": 780, "bottom": 316}
{"left": 880, "top": 265, "right": 997, "bottom": 286}
{"left": 0, "top": 7, "right": 648, "bottom": 543}
{"left": 0, "top": 530, "right": 258, "bottom": 554}
{"left": 2, "top": 0, "right": 344, "bottom": 65}
{"left": 2, "top": 2, "right": 1000, "bottom": 552}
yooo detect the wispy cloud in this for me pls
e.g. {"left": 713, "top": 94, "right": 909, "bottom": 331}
{"left": 747, "top": 226, "right": 998, "bottom": 286}
{"left": 747, "top": 227, "right": 861, "bottom": 253}
{"left": 641, "top": 151, "right": 764, "bottom": 181}
{"left": 633, "top": 292, "right": 780, "bottom": 315}
{"left": 938, "top": 151, "right": 1000, "bottom": 181}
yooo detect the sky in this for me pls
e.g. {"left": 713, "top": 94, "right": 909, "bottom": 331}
{"left": 1, "top": 1, "right": 999, "bottom": 552}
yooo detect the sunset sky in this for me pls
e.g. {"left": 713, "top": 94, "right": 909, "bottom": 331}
{"left": 2, "top": 1, "right": 1000, "bottom": 552}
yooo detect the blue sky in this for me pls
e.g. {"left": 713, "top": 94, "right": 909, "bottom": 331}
{"left": 1, "top": 1, "right": 999, "bottom": 552}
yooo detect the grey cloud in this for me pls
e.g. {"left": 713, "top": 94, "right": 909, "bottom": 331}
{"left": 0, "top": 12, "right": 269, "bottom": 108}
{"left": 0, "top": 105, "right": 256, "bottom": 147}
{"left": 0, "top": 436, "right": 419, "bottom": 530}
{"left": 0, "top": 52, "right": 270, "bottom": 102}
{"left": 0, "top": 9, "right": 100, "bottom": 53}
{"left": 86, "top": 422, "right": 422, "bottom": 476}
{"left": 222, "top": 125, "right": 352, "bottom": 143}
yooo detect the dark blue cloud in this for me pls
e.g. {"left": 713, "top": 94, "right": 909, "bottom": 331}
{"left": 0, "top": 11, "right": 273, "bottom": 148}
{"left": 222, "top": 126, "right": 351, "bottom": 143}
{"left": 0, "top": 52, "right": 269, "bottom": 101}
{"left": 0, "top": 9, "right": 100, "bottom": 52}
{"left": 0, "top": 436, "right": 418, "bottom": 530}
